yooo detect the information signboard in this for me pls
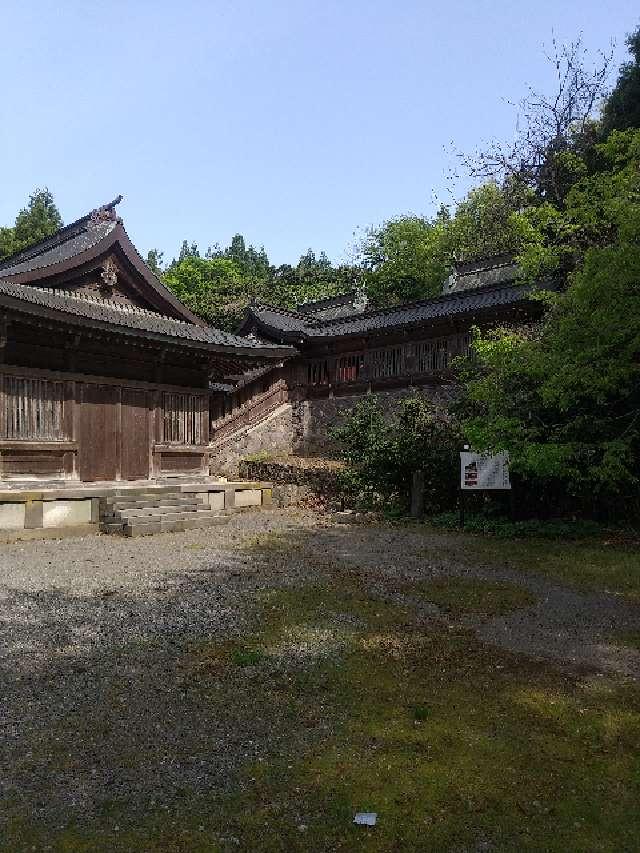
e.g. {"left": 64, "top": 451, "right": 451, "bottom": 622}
{"left": 460, "top": 451, "right": 511, "bottom": 490}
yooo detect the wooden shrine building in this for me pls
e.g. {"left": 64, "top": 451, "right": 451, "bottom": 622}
{"left": 211, "top": 255, "right": 548, "bottom": 457}
{"left": 0, "top": 197, "right": 292, "bottom": 486}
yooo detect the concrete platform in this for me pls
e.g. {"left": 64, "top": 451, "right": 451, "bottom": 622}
{"left": 0, "top": 479, "right": 273, "bottom": 538}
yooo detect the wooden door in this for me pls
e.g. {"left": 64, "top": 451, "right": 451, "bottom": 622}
{"left": 121, "top": 388, "right": 149, "bottom": 480}
{"left": 78, "top": 383, "right": 118, "bottom": 482}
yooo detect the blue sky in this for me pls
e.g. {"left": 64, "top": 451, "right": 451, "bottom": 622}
{"left": 1, "top": 1, "right": 638, "bottom": 265}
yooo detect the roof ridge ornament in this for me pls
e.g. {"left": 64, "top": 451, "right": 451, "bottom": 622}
{"left": 87, "top": 204, "right": 119, "bottom": 231}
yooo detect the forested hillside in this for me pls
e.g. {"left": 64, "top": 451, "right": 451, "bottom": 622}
{"left": 334, "top": 24, "right": 640, "bottom": 520}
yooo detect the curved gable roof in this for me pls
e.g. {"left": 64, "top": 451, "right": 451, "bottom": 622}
{"left": 0, "top": 196, "right": 203, "bottom": 326}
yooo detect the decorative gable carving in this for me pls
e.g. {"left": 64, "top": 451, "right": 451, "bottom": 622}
{"left": 100, "top": 257, "right": 119, "bottom": 295}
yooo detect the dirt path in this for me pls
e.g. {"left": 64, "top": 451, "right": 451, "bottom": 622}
{"left": 303, "top": 525, "right": 640, "bottom": 679}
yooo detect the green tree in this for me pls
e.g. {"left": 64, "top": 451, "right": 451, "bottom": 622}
{"left": 163, "top": 256, "right": 250, "bottom": 331}
{"left": 448, "top": 178, "right": 534, "bottom": 261}
{"left": 457, "top": 129, "right": 640, "bottom": 514}
{"left": 332, "top": 395, "right": 461, "bottom": 512}
{"left": 361, "top": 179, "right": 532, "bottom": 307}
{"left": 0, "top": 188, "right": 62, "bottom": 260}
{"left": 361, "top": 215, "right": 450, "bottom": 306}
{"left": 146, "top": 249, "right": 165, "bottom": 276}
{"left": 601, "top": 26, "right": 640, "bottom": 136}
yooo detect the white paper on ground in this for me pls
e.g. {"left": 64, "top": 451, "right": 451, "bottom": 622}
{"left": 354, "top": 813, "right": 377, "bottom": 826}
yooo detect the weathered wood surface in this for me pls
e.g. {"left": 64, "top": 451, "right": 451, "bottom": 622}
{"left": 121, "top": 388, "right": 150, "bottom": 480}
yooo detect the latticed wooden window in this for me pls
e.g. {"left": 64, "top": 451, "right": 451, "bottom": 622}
{"left": 416, "top": 338, "right": 449, "bottom": 372}
{"left": 457, "top": 333, "right": 473, "bottom": 358}
{"left": 1, "top": 376, "right": 66, "bottom": 440}
{"left": 336, "top": 354, "right": 362, "bottom": 383}
{"left": 307, "top": 360, "right": 329, "bottom": 385}
{"left": 366, "top": 346, "right": 404, "bottom": 379}
{"left": 163, "top": 393, "right": 202, "bottom": 444}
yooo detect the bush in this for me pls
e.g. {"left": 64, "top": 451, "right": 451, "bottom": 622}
{"left": 429, "top": 511, "right": 603, "bottom": 539}
{"left": 331, "top": 395, "right": 461, "bottom": 512}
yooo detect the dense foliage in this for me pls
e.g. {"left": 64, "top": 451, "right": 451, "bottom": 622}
{"left": 456, "top": 128, "right": 640, "bottom": 518}
{"left": 337, "top": 25, "right": 640, "bottom": 521}
{"left": 331, "top": 395, "right": 461, "bottom": 512}
{"left": 0, "top": 188, "right": 62, "bottom": 261}
{"left": 360, "top": 179, "right": 531, "bottom": 307}
{"left": 156, "top": 236, "right": 356, "bottom": 330}
{"left": 601, "top": 27, "right": 640, "bottom": 136}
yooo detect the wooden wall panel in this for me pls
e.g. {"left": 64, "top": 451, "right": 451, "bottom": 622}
{"left": 77, "top": 384, "right": 118, "bottom": 482}
{"left": 121, "top": 388, "right": 150, "bottom": 480}
{"left": 1, "top": 450, "right": 66, "bottom": 476}
{"left": 159, "top": 452, "right": 204, "bottom": 473}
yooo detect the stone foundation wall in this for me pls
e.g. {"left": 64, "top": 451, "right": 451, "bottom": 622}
{"left": 210, "top": 383, "right": 458, "bottom": 474}
{"left": 209, "top": 403, "right": 295, "bottom": 478}
{"left": 239, "top": 458, "right": 342, "bottom": 508}
{"left": 292, "top": 383, "right": 457, "bottom": 456}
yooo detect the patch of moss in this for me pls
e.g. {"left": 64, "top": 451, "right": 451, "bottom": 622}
{"left": 414, "top": 576, "right": 536, "bottom": 617}
{"left": 5, "top": 576, "right": 640, "bottom": 852}
{"left": 420, "top": 533, "right": 640, "bottom": 599}
{"left": 231, "top": 646, "right": 264, "bottom": 667}
{"left": 610, "top": 631, "right": 640, "bottom": 651}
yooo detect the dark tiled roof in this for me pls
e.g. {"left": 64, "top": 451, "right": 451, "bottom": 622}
{"left": 295, "top": 291, "right": 368, "bottom": 321}
{"left": 0, "top": 221, "right": 117, "bottom": 277}
{"left": 248, "top": 282, "right": 538, "bottom": 340}
{"left": 0, "top": 279, "right": 290, "bottom": 353}
{"left": 442, "top": 255, "right": 518, "bottom": 295}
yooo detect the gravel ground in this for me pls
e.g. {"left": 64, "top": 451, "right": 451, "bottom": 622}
{"left": 1, "top": 510, "right": 638, "bottom": 844}
{"left": 312, "top": 525, "right": 640, "bottom": 678}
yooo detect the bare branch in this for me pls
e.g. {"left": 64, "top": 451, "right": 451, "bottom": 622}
{"left": 455, "top": 35, "right": 615, "bottom": 204}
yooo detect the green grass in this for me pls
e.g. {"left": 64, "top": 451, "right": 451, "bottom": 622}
{"left": 611, "top": 631, "right": 640, "bottom": 651}
{"left": 421, "top": 530, "right": 640, "bottom": 599}
{"left": 7, "top": 568, "right": 639, "bottom": 853}
{"left": 413, "top": 576, "right": 536, "bottom": 616}
{"left": 242, "top": 450, "right": 276, "bottom": 463}
{"left": 231, "top": 645, "right": 265, "bottom": 667}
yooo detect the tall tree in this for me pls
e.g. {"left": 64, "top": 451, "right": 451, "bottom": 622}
{"left": 457, "top": 128, "right": 640, "bottom": 512}
{"left": 146, "top": 249, "right": 165, "bottom": 276}
{"left": 163, "top": 256, "right": 250, "bottom": 331}
{"left": 459, "top": 37, "right": 612, "bottom": 205}
{"left": 361, "top": 215, "right": 450, "bottom": 306}
{"left": 0, "top": 188, "right": 63, "bottom": 260}
{"left": 361, "top": 179, "right": 532, "bottom": 307}
{"left": 601, "top": 26, "right": 640, "bottom": 135}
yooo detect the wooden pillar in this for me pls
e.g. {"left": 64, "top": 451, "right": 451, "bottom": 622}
{"left": 410, "top": 471, "right": 425, "bottom": 519}
{"left": 115, "top": 385, "right": 122, "bottom": 481}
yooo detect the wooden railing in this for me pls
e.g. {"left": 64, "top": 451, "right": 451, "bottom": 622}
{"left": 210, "top": 380, "right": 289, "bottom": 445}
{"left": 302, "top": 333, "right": 472, "bottom": 389}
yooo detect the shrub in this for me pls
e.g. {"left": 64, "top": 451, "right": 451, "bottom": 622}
{"left": 429, "top": 511, "right": 603, "bottom": 539}
{"left": 331, "top": 395, "right": 461, "bottom": 513}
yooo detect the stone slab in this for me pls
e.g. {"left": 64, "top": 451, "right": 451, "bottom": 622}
{"left": 42, "top": 499, "right": 93, "bottom": 528}
{"left": 234, "top": 488, "right": 262, "bottom": 508}
{"left": 0, "top": 502, "right": 26, "bottom": 530}
{"left": 24, "top": 499, "right": 44, "bottom": 529}
{"left": 0, "top": 523, "right": 98, "bottom": 543}
{"left": 208, "top": 491, "right": 225, "bottom": 510}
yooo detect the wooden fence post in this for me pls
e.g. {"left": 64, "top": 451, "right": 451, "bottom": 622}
{"left": 410, "top": 470, "right": 425, "bottom": 518}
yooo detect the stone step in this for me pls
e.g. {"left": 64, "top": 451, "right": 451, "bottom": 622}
{"left": 100, "top": 521, "right": 126, "bottom": 534}
{"left": 104, "top": 496, "right": 201, "bottom": 508}
{"left": 123, "top": 514, "right": 229, "bottom": 537}
{"left": 104, "top": 508, "right": 220, "bottom": 524}
{"left": 103, "top": 494, "right": 195, "bottom": 508}
{"left": 103, "top": 502, "right": 203, "bottom": 519}
{"left": 108, "top": 486, "right": 187, "bottom": 499}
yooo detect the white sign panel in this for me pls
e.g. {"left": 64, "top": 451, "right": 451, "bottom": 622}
{"left": 460, "top": 452, "right": 511, "bottom": 490}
